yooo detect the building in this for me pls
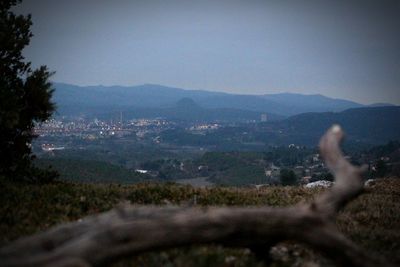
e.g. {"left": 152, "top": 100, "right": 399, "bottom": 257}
{"left": 260, "top": 114, "right": 268, "bottom": 122}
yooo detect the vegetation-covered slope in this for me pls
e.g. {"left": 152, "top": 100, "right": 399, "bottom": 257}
{"left": 1, "top": 178, "right": 399, "bottom": 266}
{"left": 34, "top": 158, "right": 151, "bottom": 183}
{"left": 277, "top": 106, "right": 400, "bottom": 145}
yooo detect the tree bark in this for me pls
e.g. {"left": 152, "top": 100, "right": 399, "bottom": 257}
{"left": 0, "top": 125, "right": 391, "bottom": 267}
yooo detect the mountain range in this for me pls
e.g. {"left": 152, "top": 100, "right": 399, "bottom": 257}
{"left": 52, "top": 83, "right": 394, "bottom": 121}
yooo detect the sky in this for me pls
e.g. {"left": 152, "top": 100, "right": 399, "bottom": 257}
{"left": 15, "top": 0, "right": 400, "bottom": 104}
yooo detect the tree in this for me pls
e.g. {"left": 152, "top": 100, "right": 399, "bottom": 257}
{"left": 280, "top": 168, "right": 297, "bottom": 185}
{"left": 0, "top": 0, "right": 55, "bottom": 181}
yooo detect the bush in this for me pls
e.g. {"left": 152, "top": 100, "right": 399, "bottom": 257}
{"left": 280, "top": 168, "right": 298, "bottom": 185}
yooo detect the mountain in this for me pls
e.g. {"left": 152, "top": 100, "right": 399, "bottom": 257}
{"left": 175, "top": 97, "right": 201, "bottom": 109}
{"left": 52, "top": 83, "right": 378, "bottom": 118}
{"left": 272, "top": 106, "right": 400, "bottom": 145}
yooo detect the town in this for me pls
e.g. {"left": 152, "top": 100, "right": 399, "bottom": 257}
{"left": 32, "top": 117, "right": 399, "bottom": 187}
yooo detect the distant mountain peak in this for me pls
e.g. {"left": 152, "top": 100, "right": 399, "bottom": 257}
{"left": 175, "top": 98, "right": 201, "bottom": 109}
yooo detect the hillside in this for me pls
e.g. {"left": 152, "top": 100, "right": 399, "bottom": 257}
{"left": 34, "top": 158, "right": 151, "bottom": 184}
{"left": 1, "top": 178, "right": 399, "bottom": 266}
{"left": 157, "top": 106, "right": 400, "bottom": 148}
{"left": 274, "top": 106, "right": 400, "bottom": 146}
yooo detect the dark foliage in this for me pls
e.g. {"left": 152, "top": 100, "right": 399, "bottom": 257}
{"left": 0, "top": 0, "right": 55, "bottom": 181}
{"left": 375, "top": 160, "right": 387, "bottom": 178}
{"left": 35, "top": 158, "right": 150, "bottom": 184}
{"left": 280, "top": 168, "right": 298, "bottom": 185}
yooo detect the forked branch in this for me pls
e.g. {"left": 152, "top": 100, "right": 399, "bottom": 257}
{"left": 0, "top": 125, "right": 390, "bottom": 267}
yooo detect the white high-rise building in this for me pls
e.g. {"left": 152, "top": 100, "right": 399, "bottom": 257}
{"left": 261, "top": 113, "right": 268, "bottom": 122}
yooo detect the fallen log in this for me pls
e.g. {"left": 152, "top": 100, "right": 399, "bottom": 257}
{"left": 0, "top": 125, "right": 391, "bottom": 267}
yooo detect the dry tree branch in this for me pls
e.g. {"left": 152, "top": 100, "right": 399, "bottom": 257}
{"left": 0, "top": 125, "right": 391, "bottom": 267}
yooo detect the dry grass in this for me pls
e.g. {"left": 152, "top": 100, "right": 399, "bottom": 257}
{"left": 0, "top": 178, "right": 399, "bottom": 266}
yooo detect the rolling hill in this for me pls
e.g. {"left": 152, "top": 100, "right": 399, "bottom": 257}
{"left": 157, "top": 106, "right": 400, "bottom": 147}
{"left": 271, "top": 106, "right": 400, "bottom": 145}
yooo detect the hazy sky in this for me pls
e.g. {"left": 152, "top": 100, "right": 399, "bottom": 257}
{"left": 16, "top": 0, "right": 400, "bottom": 104}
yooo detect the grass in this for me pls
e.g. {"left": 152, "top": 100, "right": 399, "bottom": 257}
{"left": 0, "top": 178, "right": 399, "bottom": 266}
{"left": 34, "top": 158, "right": 150, "bottom": 183}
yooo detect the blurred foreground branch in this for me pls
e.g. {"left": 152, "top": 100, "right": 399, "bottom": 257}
{"left": 0, "top": 125, "right": 391, "bottom": 267}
